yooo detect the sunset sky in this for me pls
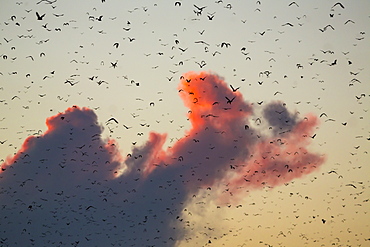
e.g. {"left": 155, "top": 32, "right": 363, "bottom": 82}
{"left": 0, "top": 1, "right": 369, "bottom": 246}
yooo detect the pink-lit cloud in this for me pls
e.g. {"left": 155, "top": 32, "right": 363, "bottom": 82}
{"left": 0, "top": 72, "right": 325, "bottom": 246}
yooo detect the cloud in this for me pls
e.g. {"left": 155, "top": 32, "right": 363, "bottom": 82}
{"left": 262, "top": 101, "right": 298, "bottom": 135}
{"left": 0, "top": 72, "right": 325, "bottom": 246}
{"left": 134, "top": 72, "right": 325, "bottom": 204}
{"left": 0, "top": 106, "right": 189, "bottom": 246}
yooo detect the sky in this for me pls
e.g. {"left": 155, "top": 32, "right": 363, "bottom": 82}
{"left": 0, "top": 0, "right": 369, "bottom": 246}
